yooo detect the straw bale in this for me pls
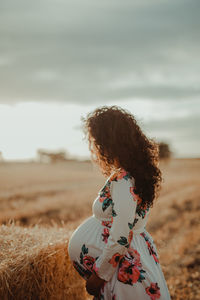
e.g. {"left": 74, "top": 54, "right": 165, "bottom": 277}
{"left": 0, "top": 222, "right": 88, "bottom": 300}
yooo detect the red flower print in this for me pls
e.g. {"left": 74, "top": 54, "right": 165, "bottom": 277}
{"left": 130, "top": 187, "right": 136, "bottom": 200}
{"left": 105, "top": 186, "right": 111, "bottom": 194}
{"left": 109, "top": 172, "right": 118, "bottom": 182}
{"left": 102, "top": 227, "right": 110, "bottom": 243}
{"left": 152, "top": 253, "right": 159, "bottom": 264}
{"left": 127, "top": 248, "right": 141, "bottom": 266}
{"left": 146, "top": 282, "right": 161, "bottom": 299}
{"left": 140, "top": 232, "right": 159, "bottom": 264}
{"left": 118, "top": 265, "right": 130, "bottom": 283}
{"left": 129, "top": 265, "right": 141, "bottom": 283}
{"left": 142, "top": 203, "right": 148, "bottom": 210}
{"left": 129, "top": 186, "right": 142, "bottom": 204}
{"left": 99, "top": 184, "right": 112, "bottom": 203}
{"left": 99, "top": 196, "right": 107, "bottom": 203}
{"left": 121, "top": 259, "right": 131, "bottom": 268}
{"left": 109, "top": 253, "right": 123, "bottom": 267}
{"left": 82, "top": 255, "right": 95, "bottom": 271}
{"left": 146, "top": 240, "right": 152, "bottom": 249}
{"left": 118, "top": 259, "right": 140, "bottom": 284}
{"left": 116, "top": 169, "right": 127, "bottom": 180}
{"left": 128, "top": 230, "right": 133, "bottom": 244}
{"left": 102, "top": 220, "right": 112, "bottom": 228}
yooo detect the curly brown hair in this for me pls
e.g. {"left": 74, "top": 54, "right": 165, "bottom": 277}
{"left": 81, "top": 105, "right": 162, "bottom": 209}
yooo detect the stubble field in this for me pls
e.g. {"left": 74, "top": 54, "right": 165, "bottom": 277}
{"left": 0, "top": 158, "right": 199, "bottom": 299}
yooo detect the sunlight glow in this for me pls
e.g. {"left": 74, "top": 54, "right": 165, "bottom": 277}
{"left": 0, "top": 100, "right": 199, "bottom": 160}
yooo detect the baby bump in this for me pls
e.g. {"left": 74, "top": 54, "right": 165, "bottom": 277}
{"left": 68, "top": 216, "right": 106, "bottom": 280}
{"left": 68, "top": 215, "right": 106, "bottom": 261}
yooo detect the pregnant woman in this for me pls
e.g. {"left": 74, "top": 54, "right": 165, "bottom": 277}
{"left": 68, "top": 105, "right": 171, "bottom": 300}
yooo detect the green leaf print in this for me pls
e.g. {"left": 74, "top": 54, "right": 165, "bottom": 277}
{"left": 81, "top": 244, "right": 88, "bottom": 255}
{"left": 123, "top": 173, "right": 132, "bottom": 181}
{"left": 111, "top": 202, "right": 117, "bottom": 217}
{"left": 112, "top": 177, "right": 118, "bottom": 182}
{"left": 128, "top": 218, "right": 139, "bottom": 229}
{"left": 117, "top": 236, "right": 129, "bottom": 247}
{"left": 136, "top": 205, "right": 149, "bottom": 219}
{"left": 80, "top": 252, "right": 83, "bottom": 264}
{"left": 102, "top": 198, "right": 113, "bottom": 211}
{"left": 112, "top": 208, "right": 117, "bottom": 217}
{"left": 128, "top": 222, "right": 133, "bottom": 229}
{"left": 138, "top": 269, "right": 146, "bottom": 282}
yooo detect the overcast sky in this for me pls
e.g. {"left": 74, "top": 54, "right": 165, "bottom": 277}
{"left": 0, "top": 0, "right": 199, "bottom": 159}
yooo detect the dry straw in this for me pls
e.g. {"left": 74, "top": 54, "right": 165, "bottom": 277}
{"left": 0, "top": 221, "right": 89, "bottom": 300}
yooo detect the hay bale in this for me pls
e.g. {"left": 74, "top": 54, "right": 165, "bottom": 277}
{"left": 0, "top": 222, "right": 88, "bottom": 300}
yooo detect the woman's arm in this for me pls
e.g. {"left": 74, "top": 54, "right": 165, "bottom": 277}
{"left": 90, "top": 174, "right": 138, "bottom": 283}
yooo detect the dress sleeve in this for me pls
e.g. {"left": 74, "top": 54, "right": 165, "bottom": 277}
{"left": 93, "top": 175, "right": 138, "bottom": 281}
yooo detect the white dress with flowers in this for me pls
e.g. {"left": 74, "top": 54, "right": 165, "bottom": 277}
{"left": 68, "top": 169, "right": 171, "bottom": 300}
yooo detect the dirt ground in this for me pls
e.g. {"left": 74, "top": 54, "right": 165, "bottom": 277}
{"left": 0, "top": 158, "right": 199, "bottom": 299}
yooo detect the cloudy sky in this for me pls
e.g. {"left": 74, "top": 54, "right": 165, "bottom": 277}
{"left": 0, "top": 0, "right": 199, "bottom": 160}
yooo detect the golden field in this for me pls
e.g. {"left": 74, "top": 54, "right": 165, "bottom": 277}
{"left": 0, "top": 158, "right": 199, "bottom": 299}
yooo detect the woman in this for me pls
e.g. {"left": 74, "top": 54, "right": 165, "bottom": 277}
{"left": 68, "top": 105, "right": 171, "bottom": 300}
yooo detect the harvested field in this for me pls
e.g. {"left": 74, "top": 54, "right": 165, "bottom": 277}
{"left": 0, "top": 158, "right": 199, "bottom": 299}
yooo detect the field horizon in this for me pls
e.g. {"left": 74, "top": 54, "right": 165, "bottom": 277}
{"left": 0, "top": 158, "right": 199, "bottom": 299}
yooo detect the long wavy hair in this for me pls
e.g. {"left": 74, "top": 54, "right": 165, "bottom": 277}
{"left": 81, "top": 105, "right": 162, "bottom": 209}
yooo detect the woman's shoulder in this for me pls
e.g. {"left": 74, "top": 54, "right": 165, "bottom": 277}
{"left": 108, "top": 168, "right": 134, "bottom": 184}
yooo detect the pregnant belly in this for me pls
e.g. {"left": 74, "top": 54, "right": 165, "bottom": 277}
{"left": 68, "top": 215, "right": 106, "bottom": 262}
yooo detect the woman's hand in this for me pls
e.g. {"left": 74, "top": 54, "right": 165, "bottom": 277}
{"left": 86, "top": 272, "right": 105, "bottom": 296}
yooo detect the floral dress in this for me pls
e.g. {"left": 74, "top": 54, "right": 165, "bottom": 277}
{"left": 68, "top": 168, "right": 171, "bottom": 300}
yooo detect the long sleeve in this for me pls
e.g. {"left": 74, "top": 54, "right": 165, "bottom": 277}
{"left": 93, "top": 174, "right": 138, "bottom": 281}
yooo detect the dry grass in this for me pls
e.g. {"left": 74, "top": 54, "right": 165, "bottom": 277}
{"left": 0, "top": 222, "right": 88, "bottom": 300}
{"left": 0, "top": 161, "right": 104, "bottom": 227}
{"left": 0, "top": 158, "right": 200, "bottom": 299}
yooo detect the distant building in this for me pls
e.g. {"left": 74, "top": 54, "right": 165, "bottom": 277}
{"left": 37, "top": 149, "right": 68, "bottom": 163}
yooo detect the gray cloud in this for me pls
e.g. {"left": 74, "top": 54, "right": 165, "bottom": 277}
{"left": 0, "top": 0, "right": 199, "bottom": 104}
{"left": 142, "top": 113, "right": 200, "bottom": 157}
